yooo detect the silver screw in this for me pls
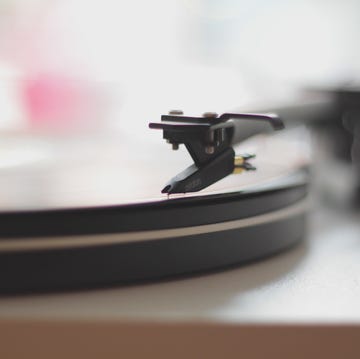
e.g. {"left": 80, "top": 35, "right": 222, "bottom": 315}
{"left": 205, "top": 146, "right": 215, "bottom": 154}
{"left": 202, "top": 112, "right": 218, "bottom": 118}
{"left": 168, "top": 110, "right": 184, "bottom": 115}
{"left": 219, "top": 128, "right": 225, "bottom": 142}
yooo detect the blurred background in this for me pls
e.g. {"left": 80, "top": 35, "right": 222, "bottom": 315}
{"left": 0, "top": 0, "right": 359, "bottom": 208}
{"left": 1, "top": 0, "right": 360, "bottom": 132}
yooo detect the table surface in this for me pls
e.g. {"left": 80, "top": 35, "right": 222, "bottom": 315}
{"left": 0, "top": 202, "right": 359, "bottom": 325}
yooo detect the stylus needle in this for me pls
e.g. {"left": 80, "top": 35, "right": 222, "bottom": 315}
{"left": 150, "top": 112, "right": 282, "bottom": 194}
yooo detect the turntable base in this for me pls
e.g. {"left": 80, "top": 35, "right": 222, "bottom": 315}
{"left": 0, "top": 205, "right": 359, "bottom": 359}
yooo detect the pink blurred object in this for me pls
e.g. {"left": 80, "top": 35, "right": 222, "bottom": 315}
{"left": 22, "top": 73, "right": 106, "bottom": 132}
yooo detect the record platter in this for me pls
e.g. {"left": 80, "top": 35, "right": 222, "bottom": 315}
{"left": 0, "top": 112, "right": 310, "bottom": 293}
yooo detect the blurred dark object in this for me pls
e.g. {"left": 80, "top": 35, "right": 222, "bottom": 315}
{"left": 235, "top": 86, "right": 360, "bottom": 207}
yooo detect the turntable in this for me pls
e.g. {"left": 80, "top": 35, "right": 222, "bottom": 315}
{"left": 0, "top": 110, "right": 310, "bottom": 293}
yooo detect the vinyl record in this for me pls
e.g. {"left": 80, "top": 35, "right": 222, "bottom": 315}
{"left": 0, "top": 130, "right": 310, "bottom": 293}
